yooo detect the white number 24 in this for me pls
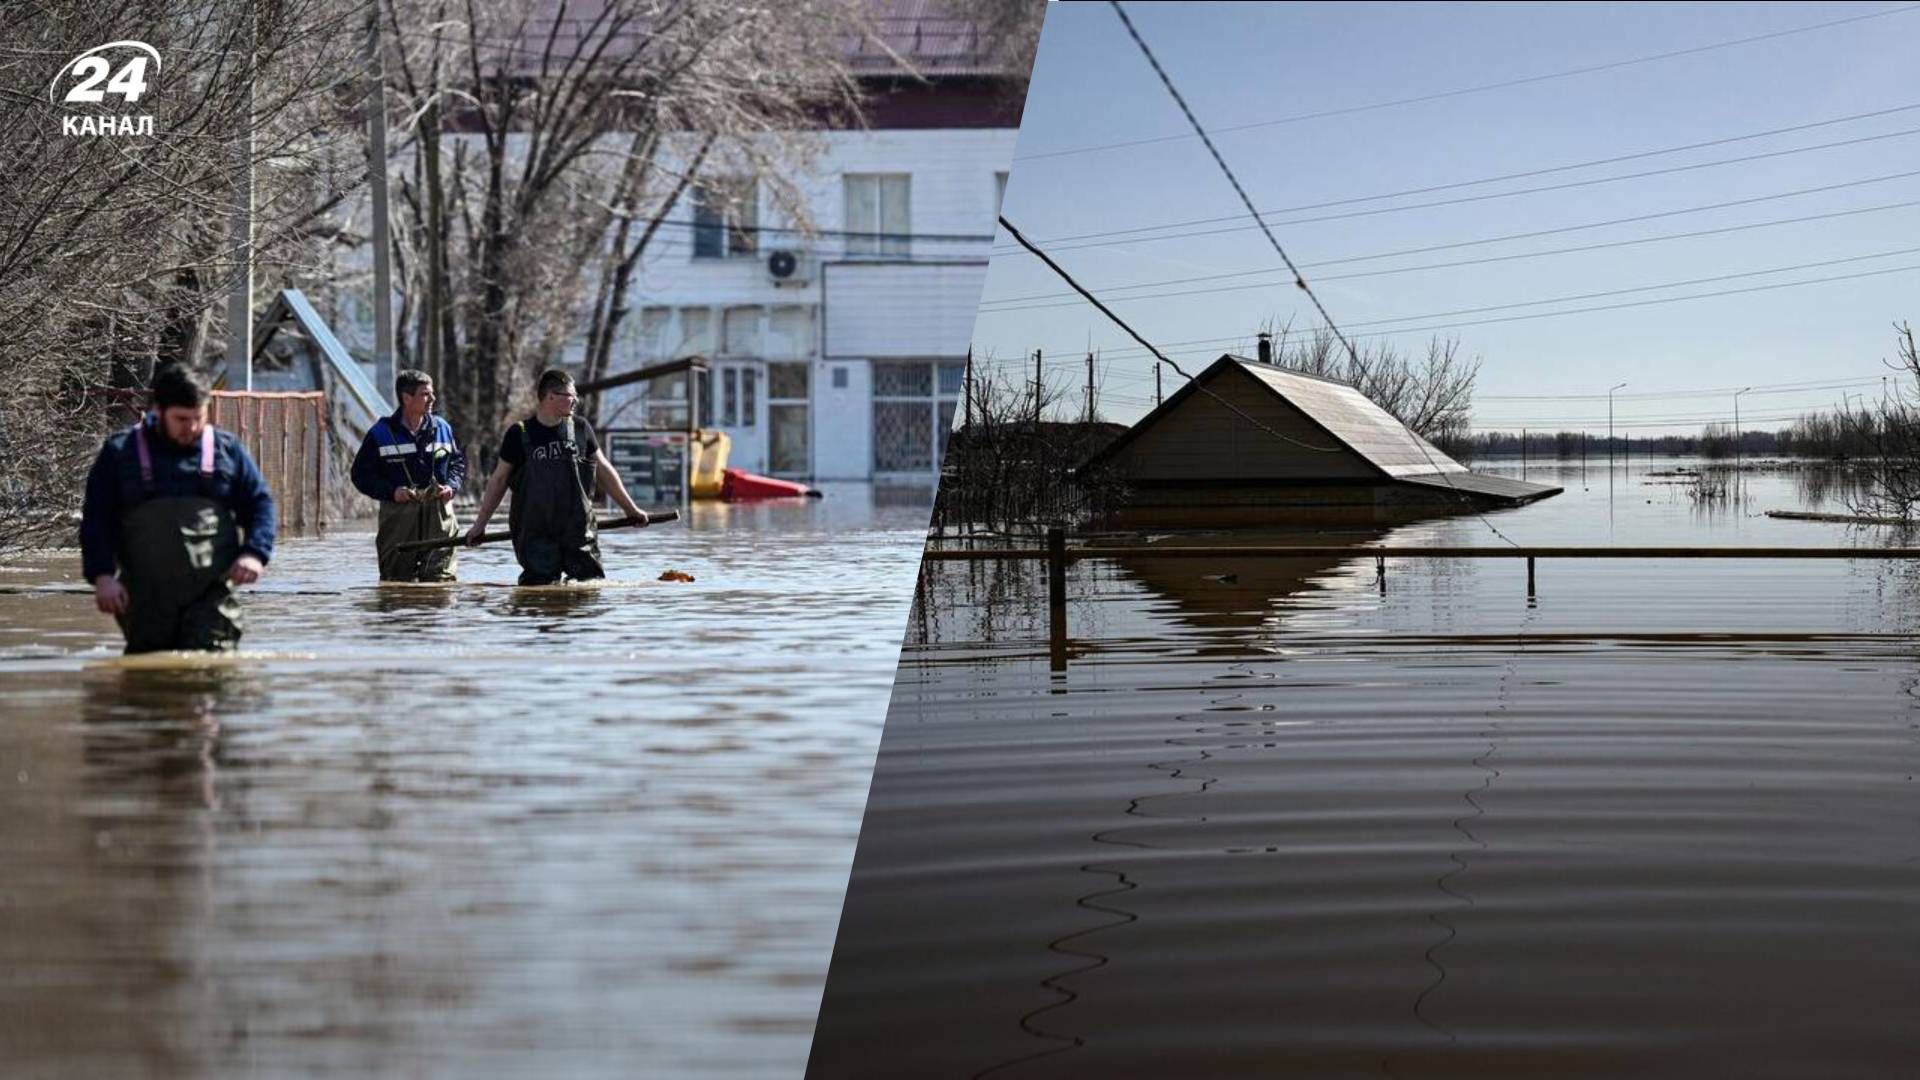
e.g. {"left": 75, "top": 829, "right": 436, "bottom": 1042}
{"left": 64, "top": 56, "right": 149, "bottom": 104}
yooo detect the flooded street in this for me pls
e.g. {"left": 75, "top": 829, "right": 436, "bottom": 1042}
{"left": 811, "top": 461, "right": 1920, "bottom": 1078}
{"left": 0, "top": 485, "right": 927, "bottom": 1078}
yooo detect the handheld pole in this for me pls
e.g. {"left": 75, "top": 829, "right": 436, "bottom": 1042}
{"left": 394, "top": 509, "right": 680, "bottom": 552}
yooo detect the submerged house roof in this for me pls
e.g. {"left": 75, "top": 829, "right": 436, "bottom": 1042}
{"left": 1081, "top": 354, "right": 1559, "bottom": 515}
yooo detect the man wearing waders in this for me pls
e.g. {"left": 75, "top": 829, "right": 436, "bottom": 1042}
{"left": 350, "top": 369, "right": 466, "bottom": 581}
{"left": 463, "top": 368, "right": 650, "bottom": 585}
{"left": 80, "top": 365, "right": 277, "bottom": 654}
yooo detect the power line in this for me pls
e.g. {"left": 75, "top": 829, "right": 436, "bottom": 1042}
{"left": 1316, "top": 245, "right": 1920, "bottom": 331}
{"left": 992, "top": 125, "right": 1920, "bottom": 257}
{"left": 1107, "top": 1, "right": 1362, "bottom": 367}
{"left": 1481, "top": 375, "right": 1890, "bottom": 401}
{"left": 1111, "top": 0, "right": 1518, "bottom": 549}
{"left": 1014, "top": 3, "right": 1920, "bottom": 162}
{"left": 1469, "top": 410, "right": 1856, "bottom": 431}
{"left": 972, "top": 361, "right": 1893, "bottom": 406}
{"left": 999, "top": 259, "right": 1920, "bottom": 364}
{"left": 976, "top": 171, "right": 1920, "bottom": 307}
{"left": 1009, "top": 99, "right": 1920, "bottom": 242}
{"left": 995, "top": 214, "right": 1342, "bottom": 453}
{"left": 978, "top": 196, "right": 1920, "bottom": 314}
{"left": 1478, "top": 404, "right": 1875, "bottom": 424}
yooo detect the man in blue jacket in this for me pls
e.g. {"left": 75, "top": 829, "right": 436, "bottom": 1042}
{"left": 80, "top": 365, "right": 277, "bottom": 654}
{"left": 350, "top": 368, "right": 466, "bottom": 581}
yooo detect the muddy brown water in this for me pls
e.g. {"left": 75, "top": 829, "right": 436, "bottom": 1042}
{"left": 810, "top": 462, "right": 1920, "bottom": 1078}
{"left": 0, "top": 486, "right": 926, "bottom": 1078}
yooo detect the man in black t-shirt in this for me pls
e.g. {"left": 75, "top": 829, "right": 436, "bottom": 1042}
{"left": 464, "top": 368, "right": 652, "bottom": 585}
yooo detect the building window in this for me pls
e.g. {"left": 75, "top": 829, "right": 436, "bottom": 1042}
{"left": 994, "top": 171, "right": 1009, "bottom": 216}
{"left": 692, "top": 179, "right": 757, "bottom": 260}
{"left": 873, "top": 359, "right": 962, "bottom": 474}
{"left": 718, "top": 366, "right": 757, "bottom": 428}
{"left": 844, "top": 173, "right": 910, "bottom": 257}
{"left": 832, "top": 366, "right": 848, "bottom": 390}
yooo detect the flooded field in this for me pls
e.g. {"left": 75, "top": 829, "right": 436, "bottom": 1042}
{"left": 811, "top": 460, "right": 1920, "bottom": 1078}
{"left": 0, "top": 484, "right": 927, "bottom": 1078}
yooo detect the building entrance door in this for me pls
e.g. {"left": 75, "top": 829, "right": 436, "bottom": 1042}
{"left": 768, "top": 362, "right": 810, "bottom": 476}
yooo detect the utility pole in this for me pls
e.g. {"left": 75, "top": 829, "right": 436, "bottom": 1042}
{"left": 421, "top": 6, "right": 449, "bottom": 395}
{"left": 963, "top": 347, "right": 973, "bottom": 431}
{"left": 367, "top": 6, "right": 395, "bottom": 402}
{"left": 226, "top": 5, "right": 256, "bottom": 390}
{"left": 1085, "top": 350, "right": 1095, "bottom": 424}
{"left": 1033, "top": 348, "right": 1042, "bottom": 426}
{"left": 1154, "top": 360, "right": 1162, "bottom": 407}
{"left": 1522, "top": 428, "right": 1527, "bottom": 478}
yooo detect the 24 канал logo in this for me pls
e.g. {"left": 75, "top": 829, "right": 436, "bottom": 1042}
{"left": 50, "top": 40, "right": 159, "bottom": 137}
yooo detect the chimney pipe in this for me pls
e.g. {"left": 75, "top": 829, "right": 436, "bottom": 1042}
{"left": 1256, "top": 331, "right": 1272, "bottom": 364}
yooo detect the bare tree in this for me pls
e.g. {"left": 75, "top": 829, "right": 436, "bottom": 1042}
{"left": 0, "top": 0, "right": 373, "bottom": 555}
{"left": 932, "top": 354, "right": 1122, "bottom": 536}
{"left": 1262, "top": 322, "right": 1479, "bottom": 448}
{"left": 1847, "top": 322, "right": 1920, "bottom": 520}
{"left": 371, "top": 0, "right": 886, "bottom": 454}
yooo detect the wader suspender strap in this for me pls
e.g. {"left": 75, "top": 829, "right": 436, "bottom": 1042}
{"left": 375, "top": 418, "right": 421, "bottom": 490}
{"left": 132, "top": 421, "right": 215, "bottom": 491}
{"left": 563, "top": 417, "right": 588, "bottom": 496}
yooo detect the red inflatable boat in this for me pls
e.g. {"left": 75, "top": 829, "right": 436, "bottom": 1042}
{"left": 719, "top": 468, "right": 819, "bottom": 502}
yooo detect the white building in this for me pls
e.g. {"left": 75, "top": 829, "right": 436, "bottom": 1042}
{"left": 597, "top": 127, "right": 1012, "bottom": 484}
{"left": 324, "top": 3, "right": 1020, "bottom": 489}
{"left": 592, "top": 66, "right": 1018, "bottom": 484}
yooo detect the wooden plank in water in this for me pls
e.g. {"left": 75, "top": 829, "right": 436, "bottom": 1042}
{"left": 1765, "top": 510, "right": 1913, "bottom": 527}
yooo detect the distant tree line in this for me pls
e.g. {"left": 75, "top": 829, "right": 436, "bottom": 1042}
{"left": 1468, "top": 323, "right": 1920, "bottom": 521}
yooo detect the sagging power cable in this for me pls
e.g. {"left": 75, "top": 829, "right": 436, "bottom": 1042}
{"left": 996, "top": 215, "right": 1340, "bottom": 453}
{"left": 1109, "top": 1, "right": 1520, "bottom": 548}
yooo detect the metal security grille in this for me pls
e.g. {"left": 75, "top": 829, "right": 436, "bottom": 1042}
{"left": 874, "top": 400, "right": 933, "bottom": 472}
{"left": 872, "top": 360, "right": 964, "bottom": 476}
{"left": 208, "top": 391, "right": 328, "bottom": 536}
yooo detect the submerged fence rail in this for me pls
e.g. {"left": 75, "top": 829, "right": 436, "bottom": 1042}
{"left": 923, "top": 545, "right": 1920, "bottom": 561}
{"left": 919, "top": 529, "right": 1920, "bottom": 669}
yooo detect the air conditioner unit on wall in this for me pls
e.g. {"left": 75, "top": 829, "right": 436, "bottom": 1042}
{"left": 766, "top": 249, "right": 812, "bottom": 287}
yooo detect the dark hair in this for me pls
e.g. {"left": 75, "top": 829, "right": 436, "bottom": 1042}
{"left": 396, "top": 368, "right": 432, "bottom": 398}
{"left": 150, "top": 364, "right": 208, "bottom": 410}
{"left": 535, "top": 368, "right": 576, "bottom": 399}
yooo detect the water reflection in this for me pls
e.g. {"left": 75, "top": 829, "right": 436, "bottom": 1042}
{"left": 812, "top": 463, "right": 1920, "bottom": 1078}
{"left": 361, "top": 582, "right": 459, "bottom": 615}
{"left": 499, "top": 584, "right": 619, "bottom": 625}
{"left": 3, "top": 486, "right": 927, "bottom": 1077}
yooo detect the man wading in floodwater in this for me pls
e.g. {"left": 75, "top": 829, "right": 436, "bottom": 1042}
{"left": 80, "top": 365, "right": 277, "bottom": 654}
{"left": 350, "top": 369, "right": 466, "bottom": 581}
{"left": 464, "top": 368, "right": 650, "bottom": 585}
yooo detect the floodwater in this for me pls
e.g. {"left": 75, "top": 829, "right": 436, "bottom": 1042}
{"left": 0, "top": 484, "right": 928, "bottom": 1078}
{"left": 810, "top": 460, "right": 1920, "bottom": 1078}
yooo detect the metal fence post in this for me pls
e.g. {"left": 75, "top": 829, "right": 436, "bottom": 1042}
{"left": 1047, "top": 525, "right": 1067, "bottom": 671}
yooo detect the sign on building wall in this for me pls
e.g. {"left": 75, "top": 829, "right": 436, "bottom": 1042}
{"left": 604, "top": 430, "right": 687, "bottom": 505}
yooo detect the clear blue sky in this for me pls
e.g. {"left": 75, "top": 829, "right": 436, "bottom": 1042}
{"left": 978, "top": 1, "right": 1920, "bottom": 436}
